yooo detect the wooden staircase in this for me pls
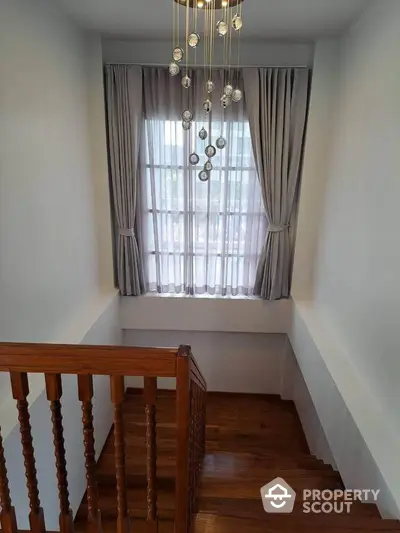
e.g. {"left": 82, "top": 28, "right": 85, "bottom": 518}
{"left": 0, "top": 342, "right": 399, "bottom": 533}
{"left": 75, "top": 390, "right": 400, "bottom": 533}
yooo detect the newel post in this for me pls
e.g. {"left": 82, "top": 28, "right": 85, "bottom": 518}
{"left": 175, "top": 346, "right": 191, "bottom": 533}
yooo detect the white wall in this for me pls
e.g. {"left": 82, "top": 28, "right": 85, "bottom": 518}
{"left": 313, "top": 0, "right": 400, "bottom": 436}
{"left": 291, "top": 0, "right": 400, "bottom": 518}
{"left": 0, "top": 0, "right": 119, "bottom": 528}
{"left": 0, "top": 0, "right": 98, "bottom": 344}
{"left": 102, "top": 38, "right": 314, "bottom": 67}
{"left": 122, "top": 296, "right": 289, "bottom": 393}
{"left": 292, "top": 39, "right": 341, "bottom": 300}
{"left": 86, "top": 35, "right": 115, "bottom": 290}
{"left": 124, "top": 329, "right": 286, "bottom": 394}
{"left": 280, "top": 338, "right": 337, "bottom": 468}
{"left": 121, "top": 295, "right": 290, "bottom": 333}
{"left": 289, "top": 301, "right": 400, "bottom": 518}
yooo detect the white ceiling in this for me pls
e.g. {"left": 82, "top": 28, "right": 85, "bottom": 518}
{"left": 58, "top": 0, "right": 372, "bottom": 41}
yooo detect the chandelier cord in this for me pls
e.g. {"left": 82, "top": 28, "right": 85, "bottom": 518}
{"left": 170, "top": 0, "right": 245, "bottom": 182}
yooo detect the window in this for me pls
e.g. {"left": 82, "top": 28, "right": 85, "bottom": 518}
{"left": 142, "top": 117, "right": 266, "bottom": 296}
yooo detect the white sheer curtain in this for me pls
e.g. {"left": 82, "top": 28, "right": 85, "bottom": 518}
{"left": 141, "top": 68, "right": 266, "bottom": 296}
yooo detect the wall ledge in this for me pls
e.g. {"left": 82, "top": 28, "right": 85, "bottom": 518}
{"left": 289, "top": 297, "right": 400, "bottom": 518}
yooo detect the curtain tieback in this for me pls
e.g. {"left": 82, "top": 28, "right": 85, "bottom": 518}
{"left": 268, "top": 223, "right": 289, "bottom": 233}
{"left": 119, "top": 227, "right": 135, "bottom": 237}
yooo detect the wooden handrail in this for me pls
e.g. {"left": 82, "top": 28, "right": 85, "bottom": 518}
{"left": 0, "top": 343, "right": 177, "bottom": 376}
{"left": 0, "top": 343, "right": 207, "bottom": 533}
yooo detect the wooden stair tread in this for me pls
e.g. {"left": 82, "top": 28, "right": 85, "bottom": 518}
{"left": 200, "top": 473, "right": 343, "bottom": 498}
{"left": 95, "top": 464, "right": 336, "bottom": 486}
{"left": 200, "top": 496, "right": 381, "bottom": 519}
{"left": 195, "top": 513, "right": 400, "bottom": 532}
{"left": 74, "top": 390, "right": 399, "bottom": 532}
{"left": 203, "top": 452, "right": 334, "bottom": 472}
{"left": 79, "top": 468, "right": 342, "bottom": 509}
{"left": 74, "top": 517, "right": 175, "bottom": 533}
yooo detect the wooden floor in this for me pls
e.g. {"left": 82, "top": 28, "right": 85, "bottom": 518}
{"left": 75, "top": 390, "right": 400, "bottom": 532}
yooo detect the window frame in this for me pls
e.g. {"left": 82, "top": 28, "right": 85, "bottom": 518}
{"left": 142, "top": 117, "right": 265, "bottom": 295}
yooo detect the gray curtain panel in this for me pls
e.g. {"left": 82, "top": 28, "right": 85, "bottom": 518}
{"left": 243, "top": 68, "right": 310, "bottom": 300}
{"left": 105, "top": 64, "right": 145, "bottom": 296}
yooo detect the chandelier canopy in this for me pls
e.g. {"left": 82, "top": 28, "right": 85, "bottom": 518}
{"left": 174, "top": 0, "right": 244, "bottom": 8}
{"left": 170, "top": 0, "right": 245, "bottom": 181}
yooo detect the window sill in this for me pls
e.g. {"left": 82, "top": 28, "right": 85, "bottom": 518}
{"left": 143, "top": 292, "right": 261, "bottom": 301}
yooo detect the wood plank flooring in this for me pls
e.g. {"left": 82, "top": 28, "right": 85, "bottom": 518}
{"left": 74, "top": 390, "right": 400, "bottom": 532}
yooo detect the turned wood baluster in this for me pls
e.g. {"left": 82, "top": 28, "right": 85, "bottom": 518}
{"left": 0, "top": 426, "right": 18, "bottom": 533}
{"left": 144, "top": 377, "right": 158, "bottom": 533}
{"left": 110, "top": 376, "right": 129, "bottom": 533}
{"left": 10, "top": 372, "right": 46, "bottom": 533}
{"left": 45, "top": 374, "right": 74, "bottom": 533}
{"left": 77, "top": 375, "right": 102, "bottom": 533}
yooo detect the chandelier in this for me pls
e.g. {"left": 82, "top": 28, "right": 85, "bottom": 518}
{"left": 170, "top": 0, "right": 244, "bottom": 181}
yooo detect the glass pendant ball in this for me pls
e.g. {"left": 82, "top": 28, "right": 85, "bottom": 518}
{"left": 216, "top": 20, "right": 228, "bottom": 37}
{"left": 232, "top": 88, "right": 243, "bottom": 102}
{"left": 224, "top": 84, "right": 234, "bottom": 97}
{"left": 205, "top": 145, "right": 216, "bottom": 158}
{"left": 216, "top": 136, "right": 227, "bottom": 150}
{"left": 199, "top": 169, "right": 210, "bottom": 182}
{"left": 169, "top": 62, "right": 180, "bottom": 76}
{"left": 206, "top": 80, "right": 215, "bottom": 94}
{"left": 203, "top": 99, "right": 212, "bottom": 113}
{"left": 188, "top": 32, "right": 200, "bottom": 48}
{"left": 199, "top": 127, "right": 208, "bottom": 140}
{"left": 182, "top": 109, "right": 193, "bottom": 122}
{"left": 232, "top": 14, "right": 243, "bottom": 31}
{"left": 182, "top": 75, "right": 192, "bottom": 89}
{"left": 173, "top": 47, "right": 184, "bottom": 62}
{"left": 189, "top": 153, "right": 200, "bottom": 165}
{"left": 182, "top": 121, "right": 191, "bottom": 131}
{"left": 220, "top": 94, "right": 232, "bottom": 109}
{"left": 204, "top": 160, "right": 213, "bottom": 172}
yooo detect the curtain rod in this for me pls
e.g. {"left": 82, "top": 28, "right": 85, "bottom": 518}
{"left": 104, "top": 62, "right": 310, "bottom": 69}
